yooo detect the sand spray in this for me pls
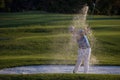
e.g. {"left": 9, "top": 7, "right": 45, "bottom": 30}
{"left": 50, "top": 5, "right": 99, "bottom": 65}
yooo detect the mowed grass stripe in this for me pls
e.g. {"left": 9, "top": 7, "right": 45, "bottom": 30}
{"left": 0, "top": 74, "right": 120, "bottom": 80}
{"left": 0, "top": 12, "right": 120, "bottom": 69}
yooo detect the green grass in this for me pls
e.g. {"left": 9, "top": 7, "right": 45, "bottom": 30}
{"left": 0, "top": 74, "right": 120, "bottom": 80}
{"left": 0, "top": 12, "right": 120, "bottom": 69}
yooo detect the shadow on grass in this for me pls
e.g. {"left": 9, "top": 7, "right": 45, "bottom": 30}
{"left": 88, "top": 17, "right": 120, "bottom": 20}
{"left": 92, "top": 26, "right": 120, "bottom": 31}
{"left": 0, "top": 74, "right": 120, "bottom": 80}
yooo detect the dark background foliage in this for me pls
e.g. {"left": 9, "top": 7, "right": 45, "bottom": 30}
{"left": 0, "top": 0, "right": 120, "bottom": 15}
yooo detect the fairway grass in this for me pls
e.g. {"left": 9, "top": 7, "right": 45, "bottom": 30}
{"left": 0, "top": 74, "right": 120, "bottom": 80}
{"left": 0, "top": 12, "right": 120, "bottom": 70}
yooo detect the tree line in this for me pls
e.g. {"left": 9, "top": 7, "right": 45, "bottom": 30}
{"left": 0, "top": 0, "right": 120, "bottom": 15}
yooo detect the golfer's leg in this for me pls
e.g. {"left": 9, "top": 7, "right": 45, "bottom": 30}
{"left": 84, "top": 48, "right": 91, "bottom": 73}
{"left": 73, "top": 49, "right": 83, "bottom": 73}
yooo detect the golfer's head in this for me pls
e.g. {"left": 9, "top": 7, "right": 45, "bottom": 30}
{"left": 78, "top": 29, "right": 84, "bottom": 35}
{"left": 69, "top": 26, "right": 75, "bottom": 33}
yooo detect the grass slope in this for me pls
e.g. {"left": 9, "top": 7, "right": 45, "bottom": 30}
{"left": 0, "top": 74, "right": 120, "bottom": 80}
{"left": 0, "top": 12, "right": 120, "bottom": 69}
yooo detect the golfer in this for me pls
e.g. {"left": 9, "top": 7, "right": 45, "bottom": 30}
{"left": 70, "top": 26, "right": 91, "bottom": 73}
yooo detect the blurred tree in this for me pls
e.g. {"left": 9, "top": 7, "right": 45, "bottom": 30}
{"left": 0, "top": 0, "right": 5, "bottom": 8}
{"left": 0, "top": 0, "right": 5, "bottom": 11}
{"left": 5, "top": 0, "right": 13, "bottom": 11}
{"left": 0, "top": 0, "right": 119, "bottom": 15}
{"left": 95, "top": 0, "right": 120, "bottom": 15}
